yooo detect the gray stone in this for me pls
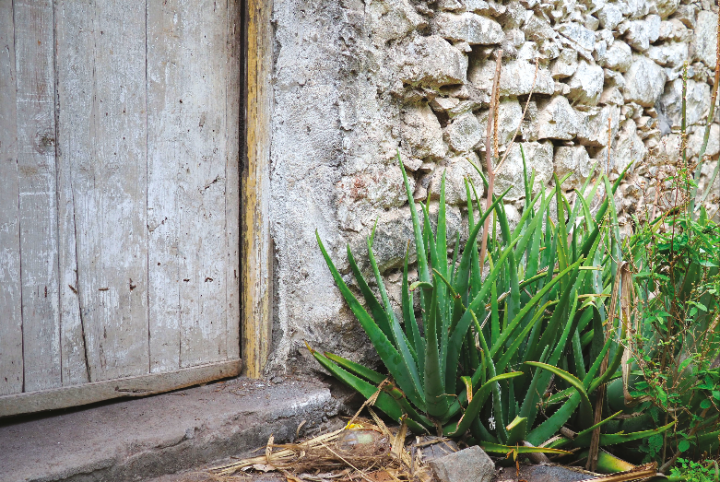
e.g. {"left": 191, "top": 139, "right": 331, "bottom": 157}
{"left": 620, "top": 15, "right": 661, "bottom": 51}
{"left": 0, "top": 379, "right": 336, "bottom": 482}
{"left": 469, "top": 58, "right": 555, "bottom": 95}
{"left": 430, "top": 96, "right": 461, "bottom": 114}
{"left": 693, "top": 11, "right": 719, "bottom": 68}
{"left": 688, "top": 124, "right": 720, "bottom": 159}
{"left": 402, "top": 104, "right": 448, "bottom": 160}
{"left": 657, "top": 19, "right": 690, "bottom": 42}
{"left": 434, "top": 12, "right": 504, "bottom": 45}
{"left": 437, "top": 0, "right": 491, "bottom": 12}
{"left": 647, "top": 42, "right": 688, "bottom": 68}
{"left": 618, "top": 0, "right": 651, "bottom": 19}
{"left": 597, "top": 40, "right": 633, "bottom": 72}
{"left": 600, "top": 85, "right": 626, "bottom": 105}
{"left": 660, "top": 78, "right": 712, "bottom": 127}
{"left": 673, "top": 4, "right": 698, "bottom": 29}
{"left": 648, "top": 0, "right": 680, "bottom": 18}
{"left": 418, "top": 438, "right": 460, "bottom": 463}
{"left": 476, "top": 98, "right": 523, "bottom": 145}
{"left": 397, "top": 35, "right": 468, "bottom": 89}
{"left": 648, "top": 132, "right": 682, "bottom": 166}
{"left": 499, "top": 1, "right": 530, "bottom": 29}
{"left": 552, "top": 48, "right": 579, "bottom": 78}
{"left": 495, "top": 464, "right": 598, "bottom": 482}
{"left": 577, "top": 104, "right": 621, "bottom": 146}
{"left": 556, "top": 22, "right": 596, "bottom": 53}
{"left": 524, "top": 14, "right": 557, "bottom": 42}
{"left": 428, "top": 152, "right": 486, "bottom": 204}
{"left": 535, "top": 96, "right": 579, "bottom": 140}
{"left": 445, "top": 112, "right": 484, "bottom": 152}
{"left": 567, "top": 61, "right": 605, "bottom": 105}
{"left": 598, "top": 3, "right": 624, "bottom": 30}
{"left": 555, "top": 145, "right": 593, "bottom": 189}
{"left": 600, "top": 119, "right": 647, "bottom": 172}
{"left": 495, "top": 141, "right": 554, "bottom": 199}
{"left": 368, "top": 0, "right": 425, "bottom": 44}
{"left": 624, "top": 55, "right": 667, "bottom": 107}
{"left": 428, "top": 446, "right": 495, "bottom": 482}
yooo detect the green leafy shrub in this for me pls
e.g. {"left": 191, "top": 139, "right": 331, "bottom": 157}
{"left": 669, "top": 458, "right": 720, "bottom": 482}
{"left": 309, "top": 151, "right": 673, "bottom": 454}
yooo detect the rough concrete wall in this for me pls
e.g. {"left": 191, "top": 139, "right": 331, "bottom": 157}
{"left": 267, "top": 0, "right": 720, "bottom": 375}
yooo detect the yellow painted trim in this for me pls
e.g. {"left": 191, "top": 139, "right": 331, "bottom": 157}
{"left": 242, "top": 0, "right": 273, "bottom": 378}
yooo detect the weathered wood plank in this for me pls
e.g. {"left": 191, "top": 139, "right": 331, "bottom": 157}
{"left": 243, "top": 0, "right": 274, "bottom": 378}
{"left": 0, "top": 0, "right": 24, "bottom": 396}
{"left": 226, "top": 0, "right": 242, "bottom": 362}
{"left": 56, "top": 0, "right": 149, "bottom": 382}
{"left": 0, "top": 359, "right": 241, "bottom": 417}
{"left": 14, "top": 0, "right": 62, "bottom": 392}
{"left": 54, "top": 0, "right": 93, "bottom": 386}
{"left": 147, "top": 0, "right": 236, "bottom": 370}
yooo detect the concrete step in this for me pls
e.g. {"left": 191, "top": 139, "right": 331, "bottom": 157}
{"left": 0, "top": 377, "right": 340, "bottom": 482}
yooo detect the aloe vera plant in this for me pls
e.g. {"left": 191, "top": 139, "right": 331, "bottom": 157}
{"left": 309, "top": 151, "right": 674, "bottom": 452}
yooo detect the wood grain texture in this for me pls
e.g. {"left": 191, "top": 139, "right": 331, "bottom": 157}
{"left": 0, "top": 359, "right": 242, "bottom": 417}
{"left": 243, "top": 0, "right": 274, "bottom": 378}
{"left": 1, "top": 0, "right": 242, "bottom": 399}
{"left": 0, "top": 0, "right": 24, "bottom": 395}
{"left": 55, "top": 0, "right": 93, "bottom": 387}
{"left": 14, "top": 0, "right": 62, "bottom": 392}
{"left": 56, "top": 0, "right": 150, "bottom": 382}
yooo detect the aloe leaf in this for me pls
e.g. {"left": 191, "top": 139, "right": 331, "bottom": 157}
{"left": 571, "top": 422, "right": 676, "bottom": 448}
{"left": 324, "top": 352, "right": 386, "bottom": 385}
{"left": 453, "top": 188, "right": 510, "bottom": 304}
{"left": 450, "top": 371, "right": 524, "bottom": 437}
{"left": 398, "top": 153, "right": 429, "bottom": 283}
{"left": 424, "top": 278, "right": 449, "bottom": 418}
{"left": 308, "top": 347, "right": 403, "bottom": 422}
{"left": 495, "top": 200, "right": 521, "bottom": 322}
{"left": 444, "top": 236, "right": 523, "bottom": 390}
{"left": 505, "top": 416, "right": 528, "bottom": 446}
{"left": 525, "top": 361, "right": 593, "bottom": 427}
{"left": 526, "top": 392, "right": 581, "bottom": 445}
{"left": 437, "top": 172, "right": 448, "bottom": 279}
{"left": 479, "top": 442, "right": 572, "bottom": 456}
{"left": 367, "top": 240, "right": 424, "bottom": 405}
{"left": 317, "top": 232, "right": 423, "bottom": 408}
{"left": 347, "top": 247, "right": 393, "bottom": 341}
{"left": 575, "top": 410, "right": 623, "bottom": 438}
{"left": 402, "top": 249, "right": 425, "bottom": 375}
{"left": 495, "top": 303, "right": 548, "bottom": 375}
{"left": 490, "top": 258, "right": 584, "bottom": 358}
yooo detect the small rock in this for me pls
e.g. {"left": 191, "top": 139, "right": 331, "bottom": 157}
{"left": 475, "top": 98, "right": 523, "bottom": 146}
{"left": 660, "top": 78, "right": 711, "bottom": 127}
{"left": 430, "top": 96, "right": 461, "bottom": 114}
{"left": 657, "top": 19, "right": 690, "bottom": 42}
{"left": 598, "top": 119, "right": 647, "bottom": 172}
{"left": 567, "top": 61, "right": 605, "bottom": 106}
{"left": 402, "top": 104, "right": 448, "bottom": 160}
{"left": 397, "top": 35, "right": 468, "bottom": 89}
{"left": 418, "top": 438, "right": 460, "bottom": 463}
{"left": 646, "top": 42, "right": 688, "bottom": 68}
{"left": 555, "top": 145, "right": 593, "bottom": 189}
{"left": 624, "top": 55, "right": 667, "bottom": 107}
{"left": 428, "top": 446, "right": 494, "bottom": 482}
{"left": 552, "top": 48, "right": 579, "bottom": 79}
{"left": 688, "top": 124, "right": 720, "bottom": 159}
{"left": 444, "top": 112, "right": 483, "bottom": 153}
{"left": 618, "top": 0, "right": 650, "bottom": 19}
{"left": 469, "top": 58, "right": 555, "bottom": 96}
{"left": 600, "top": 86, "right": 626, "bottom": 105}
{"left": 619, "top": 15, "right": 661, "bottom": 52}
{"left": 524, "top": 14, "right": 556, "bottom": 42}
{"left": 535, "top": 96, "right": 579, "bottom": 140}
{"left": 436, "top": 0, "right": 490, "bottom": 12}
{"left": 368, "top": 0, "right": 425, "bottom": 44}
{"left": 434, "top": 12, "right": 504, "bottom": 45}
{"left": 598, "top": 3, "right": 623, "bottom": 30}
{"left": 673, "top": 4, "right": 698, "bottom": 29}
{"left": 648, "top": 0, "right": 679, "bottom": 18}
{"left": 556, "top": 22, "right": 596, "bottom": 53}
{"left": 597, "top": 40, "right": 633, "bottom": 72}
{"left": 577, "top": 104, "right": 621, "bottom": 146}
{"left": 494, "top": 141, "right": 554, "bottom": 199}
{"left": 693, "top": 11, "right": 719, "bottom": 69}
{"left": 428, "top": 152, "right": 485, "bottom": 204}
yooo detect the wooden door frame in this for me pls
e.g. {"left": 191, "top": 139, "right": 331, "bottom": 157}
{"left": 242, "top": 0, "right": 274, "bottom": 379}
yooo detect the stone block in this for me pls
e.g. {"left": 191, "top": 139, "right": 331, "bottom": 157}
{"left": 567, "top": 60, "right": 605, "bottom": 105}
{"left": 397, "top": 35, "right": 468, "bottom": 89}
{"left": 693, "top": 11, "right": 719, "bottom": 69}
{"left": 428, "top": 152, "right": 486, "bottom": 204}
{"left": 434, "top": 12, "right": 504, "bottom": 45}
{"left": 646, "top": 42, "right": 688, "bottom": 68}
{"left": 624, "top": 55, "right": 667, "bottom": 107}
{"left": 428, "top": 446, "right": 495, "bottom": 482}
{"left": 597, "top": 40, "right": 633, "bottom": 72}
{"left": 475, "top": 98, "right": 523, "bottom": 145}
{"left": 402, "top": 104, "right": 448, "bottom": 160}
{"left": 555, "top": 145, "right": 593, "bottom": 189}
{"left": 445, "top": 112, "right": 483, "bottom": 153}
{"left": 535, "top": 96, "right": 579, "bottom": 140}
{"left": 469, "top": 58, "right": 555, "bottom": 95}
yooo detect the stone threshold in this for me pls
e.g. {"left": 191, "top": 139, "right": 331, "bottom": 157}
{"left": 0, "top": 377, "right": 340, "bottom": 482}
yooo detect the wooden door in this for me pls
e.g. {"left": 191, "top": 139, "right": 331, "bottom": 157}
{"left": 0, "top": 0, "right": 241, "bottom": 416}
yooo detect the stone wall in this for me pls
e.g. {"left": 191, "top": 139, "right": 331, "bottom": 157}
{"left": 266, "top": 0, "right": 719, "bottom": 375}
